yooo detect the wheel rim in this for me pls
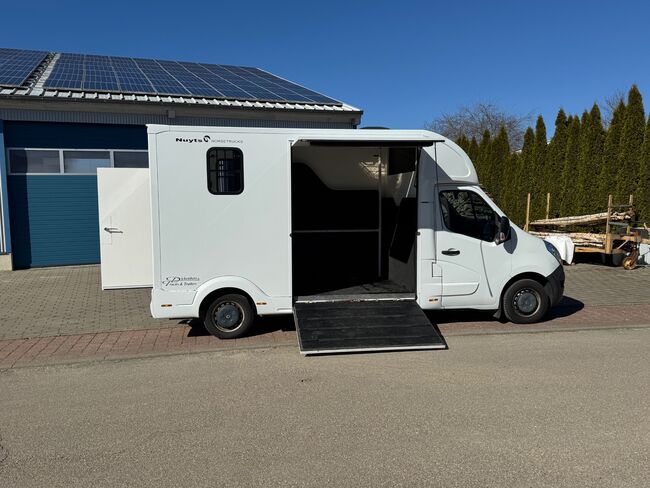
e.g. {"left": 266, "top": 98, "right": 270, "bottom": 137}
{"left": 513, "top": 288, "right": 540, "bottom": 316}
{"left": 213, "top": 302, "right": 245, "bottom": 332}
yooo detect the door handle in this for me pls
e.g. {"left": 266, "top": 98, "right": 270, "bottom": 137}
{"left": 103, "top": 227, "right": 123, "bottom": 234}
{"left": 441, "top": 248, "right": 460, "bottom": 256}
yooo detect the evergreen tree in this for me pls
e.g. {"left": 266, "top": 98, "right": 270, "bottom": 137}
{"left": 616, "top": 85, "right": 645, "bottom": 199}
{"left": 456, "top": 134, "right": 470, "bottom": 152}
{"left": 598, "top": 100, "right": 626, "bottom": 207}
{"left": 499, "top": 152, "right": 521, "bottom": 217}
{"left": 560, "top": 116, "right": 581, "bottom": 215}
{"left": 639, "top": 115, "right": 650, "bottom": 219}
{"left": 515, "top": 127, "right": 535, "bottom": 224}
{"left": 467, "top": 137, "right": 480, "bottom": 164}
{"left": 547, "top": 109, "right": 569, "bottom": 214}
{"left": 531, "top": 115, "right": 548, "bottom": 218}
{"left": 490, "top": 126, "right": 511, "bottom": 205}
{"left": 476, "top": 129, "right": 492, "bottom": 192}
{"left": 576, "top": 104, "right": 605, "bottom": 212}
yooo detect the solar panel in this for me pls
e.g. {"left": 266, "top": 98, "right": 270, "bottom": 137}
{"left": 0, "top": 48, "right": 48, "bottom": 87}
{"left": 41, "top": 52, "right": 342, "bottom": 105}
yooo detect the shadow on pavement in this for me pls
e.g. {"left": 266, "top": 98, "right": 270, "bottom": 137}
{"left": 186, "top": 315, "right": 296, "bottom": 338}
{"left": 185, "top": 296, "right": 585, "bottom": 337}
{"left": 427, "top": 295, "right": 585, "bottom": 325}
{"left": 546, "top": 296, "right": 585, "bottom": 320}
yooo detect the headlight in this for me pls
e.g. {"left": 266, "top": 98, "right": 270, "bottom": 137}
{"left": 544, "top": 240, "right": 562, "bottom": 264}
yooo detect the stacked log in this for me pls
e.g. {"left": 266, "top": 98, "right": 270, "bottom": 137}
{"left": 529, "top": 211, "right": 633, "bottom": 227}
{"left": 530, "top": 231, "right": 605, "bottom": 248}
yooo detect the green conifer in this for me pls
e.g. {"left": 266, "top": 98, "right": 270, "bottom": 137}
{"left": 506, "top": 152, "right": 522, "bottom": 223}
{"left": 616, "top": 85, "right": 645, "bottom": 200}
{"left": 477, "top": 129, "right": 492, "bottom": 191}
{"left": 577, "top": 104, "right": 605, "bottom": 212}
{"left": 638, "top": 115, "right": 650, "bottom": 219}
{"left": 490, "top": 126, "right": 511, "bottom": 205}
{"left": 515, "top": 127, "right": 536, "bottom": 222}
{"left": 560, "top": 116, "right": 581, "bottom": 215}
{"left": 547, "top": 109, "right": 569, "bottom": 214}
{"left": 598, "top": 100, "right": 626, "bottom": 207}
{"left": 456, "top": 134, "right": 470, "bottom": 152}
{"left": 532, "top": 116, "right": 548, "bottom": 218}
{"left": 467, "top": 137, "right": 480, "bottom": 164}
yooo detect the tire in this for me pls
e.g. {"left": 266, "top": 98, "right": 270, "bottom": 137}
{"left": 203, "top": 293, "right": 254, "bottom": 339}
{"left": 502, "top": 279, "right": 549, "bottom": 324}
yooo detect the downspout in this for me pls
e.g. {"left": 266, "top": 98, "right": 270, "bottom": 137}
{"left": 0, "top": 120, "right": 11, "bottom": 257}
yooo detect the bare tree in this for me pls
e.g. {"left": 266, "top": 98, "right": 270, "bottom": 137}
{"left": 425, "top": 102, "right": 531, "bottom": 150}
{"left": 601, "top": 90, "right": 626, "bottom": 127}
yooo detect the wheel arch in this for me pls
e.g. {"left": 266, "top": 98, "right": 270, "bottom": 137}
{"left": 496, "top": 272, "right": 549, "bottom": 317}
{"left": 199, "top": 287, "right": 257, "bottom": 319}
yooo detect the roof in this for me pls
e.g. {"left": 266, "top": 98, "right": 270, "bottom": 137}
{"left": 0, "top": 48, "right": 361, "bottom": 115}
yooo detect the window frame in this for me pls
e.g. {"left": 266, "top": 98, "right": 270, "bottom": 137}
{"left": 6, "top": 147, "right": 149, "bottom": 175}
{"left": 206, "top": 147, "right": 244, "bottom": 195}
{"left": 438, "top": 187, "right": 499, "bottom": 242}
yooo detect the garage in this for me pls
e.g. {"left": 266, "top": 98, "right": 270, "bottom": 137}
{"left": 5, "top": 122, "right": 147, "bottom": 268}
{"left": 0, "top": 47, "right": 361, "bottom": 270}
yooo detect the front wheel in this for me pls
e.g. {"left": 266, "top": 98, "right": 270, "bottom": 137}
{"left": 502, "top": 279, "right": 549, "bottom": 324}
{"left": 203, "top": 294, "right": 254, "bottom": 339}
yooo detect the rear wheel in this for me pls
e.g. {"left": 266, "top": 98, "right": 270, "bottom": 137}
{"left": 203, "top": 293, "right": 254, "bottom": 339}
{"left": 502, "top": 279, "right": 549, "bottom": 324}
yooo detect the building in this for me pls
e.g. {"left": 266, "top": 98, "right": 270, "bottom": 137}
{"left": 0, "top": 48, "right": 362, "bottom": 270}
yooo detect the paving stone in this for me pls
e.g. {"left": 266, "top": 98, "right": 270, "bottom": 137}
{"left": 0, "top": 263, "right": 649, "bottom": 367}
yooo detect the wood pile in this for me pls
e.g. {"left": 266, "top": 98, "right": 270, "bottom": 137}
{"left": 530, "top": 231, "right": 605, "bottom": 248}
{"left": 529, "top": 211, "right": 634, "bottom": 227}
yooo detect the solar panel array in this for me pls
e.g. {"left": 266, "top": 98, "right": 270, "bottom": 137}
{"left": 0, "top": 48, "right": 48, "bottom": 87}
{"left": 43, "top": 52, "right": 341, "bottom": 105}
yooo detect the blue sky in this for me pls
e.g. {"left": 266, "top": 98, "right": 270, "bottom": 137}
{"left": 2, "top": 0, "right": 649, "bottom": 133}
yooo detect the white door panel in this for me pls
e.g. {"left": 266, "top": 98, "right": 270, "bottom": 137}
{"left": 97, "top": 168, "right": 152, "bottom": 289}
{"left": 436, "top": 230, "right": 484, "bottom": 300}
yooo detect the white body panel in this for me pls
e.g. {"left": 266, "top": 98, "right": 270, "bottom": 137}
{"left": 147, "top": 125, "right": 559, "bottom": 319}
{"left": 97, "top": 168, "right": 153, "bottom": 289}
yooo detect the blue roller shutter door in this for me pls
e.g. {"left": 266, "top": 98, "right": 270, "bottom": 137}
{"left": 8, "top": 175, "right": 100, "bottom": 268}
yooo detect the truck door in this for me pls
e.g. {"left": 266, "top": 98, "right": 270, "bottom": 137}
{"left": 436, "top": 187, "right": 497, "bottom": 307}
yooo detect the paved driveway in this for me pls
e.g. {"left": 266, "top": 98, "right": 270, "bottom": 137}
{"left": 0, "top": 266, "right": 162, "bottom": 340}
{"left": 0, "top": 264, "right": 649, "bottom": 341}
{"left": 1, "top": 328, "right": 649, "bottom": 487}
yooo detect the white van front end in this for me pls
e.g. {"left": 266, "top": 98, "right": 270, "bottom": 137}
{"left": 418, "top": 141, "right": 564, "bottom": 322}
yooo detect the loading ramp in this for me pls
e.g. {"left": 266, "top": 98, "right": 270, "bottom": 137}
{"left": 293, "top": 299, "right": 446, "bottom": 355}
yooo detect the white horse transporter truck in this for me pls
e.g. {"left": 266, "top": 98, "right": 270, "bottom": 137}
{"left": 147, "top": 125, "right": 564, "bottom": 354}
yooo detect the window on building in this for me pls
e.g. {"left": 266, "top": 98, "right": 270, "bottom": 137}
{"left": 439, "top": 189, "right": 497, "bottom": 242}
{"left": 207, "top": 148, "right": 243, "bottom": 195}
{"left": 63, "top": 151, "right": 111, "bottom": 174}
{"left": 8, "top": 149, "right": 61, "bottom": 174}
{"left": 114, "top": 151, "right": 148, "bottom": 168}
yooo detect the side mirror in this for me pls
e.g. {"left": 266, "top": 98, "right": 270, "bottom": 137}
{"left": 495, "top": 216, "right": 511, "bottom": 244}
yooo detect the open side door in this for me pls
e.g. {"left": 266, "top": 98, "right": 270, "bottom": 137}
{"left": 293, "top": 298, "right": 446, "bottom": 355}
{"left": 97, "top": 168, "right": 153, "bottom": 289}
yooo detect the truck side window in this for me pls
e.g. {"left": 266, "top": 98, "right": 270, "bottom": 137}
{"left": 207, "top": 147, "right": 243, "bottom": 195}
{"left": 439, "top": 190, "right": 497, "bottom": 242}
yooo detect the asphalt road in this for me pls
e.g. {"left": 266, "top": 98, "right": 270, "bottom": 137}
{"left": 1, "top": 328, "right": 649, "bottom": 487}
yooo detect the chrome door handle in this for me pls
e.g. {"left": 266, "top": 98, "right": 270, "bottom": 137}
{"left": 103, "top": 227, "right": 123, "bottom": 234}
{"left": 441, "top": 249, "right": 460, "bottom": 256}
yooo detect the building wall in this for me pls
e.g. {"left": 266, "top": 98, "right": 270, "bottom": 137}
{"left": 3, "top": 122, "right": 149, "bottom": 268}
{"left": 3, "top": 121, "right": 147, "bottom": 149}
{"left": 0, "top": 107, "right": 358, "bottom": 269}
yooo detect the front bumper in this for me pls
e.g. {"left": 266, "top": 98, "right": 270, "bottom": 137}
{"left": 545, "top": 264, "right": 565, "bottom": 307}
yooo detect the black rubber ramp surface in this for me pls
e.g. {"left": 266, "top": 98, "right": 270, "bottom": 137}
{"left": 293, "top": 300, "right": 446, "bottom": 355}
